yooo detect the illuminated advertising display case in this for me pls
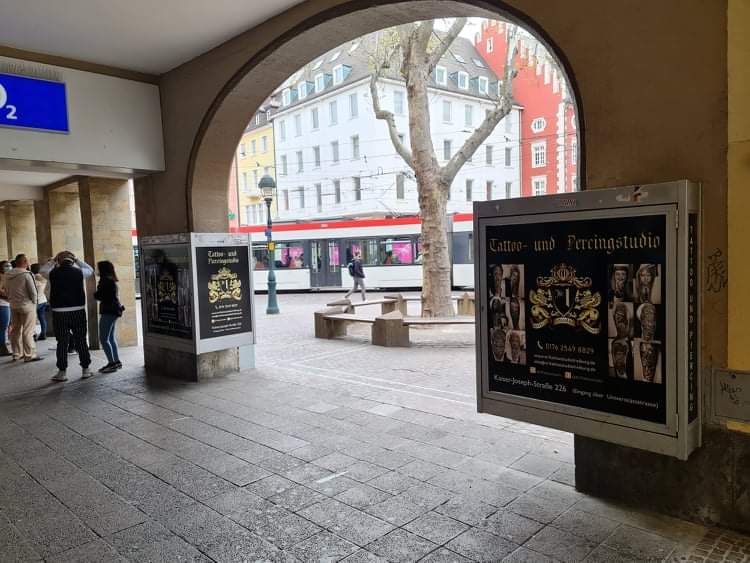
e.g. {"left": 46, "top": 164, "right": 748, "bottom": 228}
{"left": 474, "top": 181, "right": 700, "bottom": 459}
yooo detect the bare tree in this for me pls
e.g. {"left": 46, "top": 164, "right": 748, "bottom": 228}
{"left": 370, "top": 18, "right": 518, "bottom": 317}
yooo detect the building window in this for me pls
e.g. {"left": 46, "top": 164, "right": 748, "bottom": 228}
{"left": 532, "top": 141, "right": 547, "bottom": 167}
{"left": 353, "top": 177, "right": 361, "bottom": 201}
{"left": 261, "top": 136, "right": 268, "bottom": 153}
{"left": 464, "top": 104, "right": 473, "bottom": 128}
{"left": 465, "top": 179, "right": 473, "bottom": 201}
{"left": 505, "top": 181, "right": 512, "bottom": 199}
{"left": 242, "top": 172, "right": 249, "bottom": 192}
{"left": 505, "top": 114, "right": 513, "bottom": 133}
{"left": 296, "top": 150, "right": 303, "bottom": 173}
{"left": 239, "top": 143, "right": 246, "bottom": 157}
{"left": 279, "top": 120, "right": 286, "bottom": 142}
{"left": 329, "top": 100, "right": 338, "bottom": 125}
{"left": 298, "top": 81, "right": 308, "bottom": 100}
{"left": 533, "top": 176, "right": 547, "bottom": 196}
{"left": 505, "top": 147, "right": 512, "bottom": 166}
{"left": 252, "top": 169, "right": 258, "bottom": 188}
{"left": 331, "top": 141, "right": 340, "bottom": 163}
{"left": 531, "top": 117, "right": 546, "bottom": 133}
{"left": 255, "top": 114, "right": 261, "bottom": 125}
{"left": 294, "top": 114, "right": 302, "bottom": 137}
{"left": 313, "top": 146, "right": 321, "bottom": 168}
{"left": 485, "top": 145, "right": 493, "bottom": 165}
{"left": 486, "top": 180, "right": 493, "bottom": 200}
{"left": 394, "top": 90, "right": 404, "bottom": 115}
{"left": 332, "top": 64, "right": 344, "bottom": 85}
{"left": 330, "top": 51, "right": 341, "bottom": 62}
{"left": 282, "top": 88, "right": 291, "bottom": 106}
{"left": 315, "top": 73, "right": 324, "bottom": 93}
{"left": 478, "top": 76, "right": 489, "bottom": 94}
{"left": 442, "top": 100, "right": 452, "bottom": 123}
{"left": 251, "top": 140, "right": 257, "bottom": 155}
{"left": 315, "top": 183, "right": 322, "bottom": 211}
{"left": 572, "top": 175, "right": 577, "bottom": 192}
{"left": 571, "top": 139, "right": 578, "bottom": 165}
{"left": 396, "top": 174, "right": 405, "bottom": 199}
{"left": 351, "top": 135, "right": 360, "bottom": 159}
{"left": 244, "top": 205, "right": 252, "bottom": 225}
{"left": 457, "top": 71, "right": 469, "bottom": 90}
{"left": 443, "top": 139, "right": 452, "bottom": 161}
{"left": 280, "top": 155, "right": 288, "bottom": 175}
{"left": 292, "top": 187, "right": 305, "bottom": 209}
{"left": 334, "top": 180, "right": 341, "bottom": 203}
{"left": 349, "top": 93, "right": 358, "bottom": 118}
{"left": 282, "top": 189, "right": 289, "bottom": 210}
{"left": 486, "top": 37, "right": 494, "bottom": 53}
{"left": 265, "top": 110, "right": 271, "bottom": 121}
{"left": 311, "top": 107, "right": 319, "bottom": 130}
{"left": 435, "top": 65, "right": 447, "bottom": 85}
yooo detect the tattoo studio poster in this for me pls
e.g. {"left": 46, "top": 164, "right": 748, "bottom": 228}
{"left": 196, "top": 246, "right": 253, "bottom": 340}
{"left": 485, "top": 215, "right": 667, "bottom": 424}
{"left": 142, "top": 245, "right": 193, "bottom": 339}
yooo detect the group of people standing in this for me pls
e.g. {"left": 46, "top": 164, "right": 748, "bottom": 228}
{"left": 0, "top": 251, "right": 124, "bottom": 381}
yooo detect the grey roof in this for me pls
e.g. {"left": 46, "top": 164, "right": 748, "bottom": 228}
{"left": 275, "top": 29, "right": 500, "bottom": 114}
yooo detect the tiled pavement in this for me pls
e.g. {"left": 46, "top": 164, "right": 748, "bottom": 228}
{"left": 0, "top": 293, "right": 748, "bottom": 562}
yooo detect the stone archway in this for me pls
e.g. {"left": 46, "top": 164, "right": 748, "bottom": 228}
{"left": 184, "top": 0, "right": 585, "bottom": 232}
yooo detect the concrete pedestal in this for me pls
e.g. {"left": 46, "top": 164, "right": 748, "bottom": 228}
{"left": 372, "top": 311, "right": 410, "bottom": 348}
{"left": 144, "top": 343, "right": 241, "bottom": 381}
{"left": 575, "top": 429, "right": 750, "bottom": 532}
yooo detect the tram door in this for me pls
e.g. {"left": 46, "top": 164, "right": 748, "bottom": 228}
{"left": 310, "top": 240, "right": 342, "bottom": 288}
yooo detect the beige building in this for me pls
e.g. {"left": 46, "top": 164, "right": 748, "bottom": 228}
{"left": 235, "top": 104, "right": 277, "bottom": 225}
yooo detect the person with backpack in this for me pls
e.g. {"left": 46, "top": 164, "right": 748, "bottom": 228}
{"left": 345, "top": 251, "right": 366, "bottom": 301}
{"left": 41, "top": 251, "right": 94, "bottom": 381}
{"left": 94, "top": 260, "right": 123, "bottom": 373}
{"left": 4, "top": 254, "right": 42, "bottom": 362}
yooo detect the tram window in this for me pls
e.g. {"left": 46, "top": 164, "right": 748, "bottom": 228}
{"left": 380, "top": 238, "right": 415, "bottom": 265}
{"left": 253, "top": 247, "right": 269, "bottom": 270}
{"left": 347, "top": 239, "right": 379, "bottom": 266}
{"left": 451, "top": 233, "right": 474, "bottom": 264}
{"left": 254, "top": 242, "right": 307, "bottom": 269}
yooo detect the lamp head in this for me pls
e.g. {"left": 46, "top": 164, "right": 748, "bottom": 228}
{"left": 258, "top": 175, "right": 276, "bottom": 201}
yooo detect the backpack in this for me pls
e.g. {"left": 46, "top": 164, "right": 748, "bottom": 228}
{"left": 347, "top": 261, "right": 355, "bottom": 276}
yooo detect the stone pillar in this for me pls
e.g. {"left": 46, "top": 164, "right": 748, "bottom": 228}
{"left": 0, "top": 204, "right": 8, "bottom": 259}
{"left": 4, "top": 201, "right": 38, "bottom": 263}
{"left": 48, "top": 189, "right": 84, "bottom": 258}
{"left": 78, "top": 177, "right": 137, "bottom": 348}
{"left": 34, "top": 199, "right": 52, "bottom": 263}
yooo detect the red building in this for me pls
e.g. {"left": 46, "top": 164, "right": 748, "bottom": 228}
{"left": 475, "top": 20, "right": 578, "bottom": 196}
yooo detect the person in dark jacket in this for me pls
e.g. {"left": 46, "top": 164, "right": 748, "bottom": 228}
{"left": 94, "top": 260, "right": 122, "bottom": 373}
{"left": 344, "top": 252, "right": 366, "bottom": 301}
{"left": 40, "top": 251, "right": 93, "bottom": 381}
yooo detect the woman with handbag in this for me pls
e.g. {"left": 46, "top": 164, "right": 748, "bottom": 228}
{"left": 94, "top": 260, "right": 123, "bottom": 373}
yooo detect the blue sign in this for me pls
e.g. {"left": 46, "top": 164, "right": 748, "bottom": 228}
{"left": 0, "top": 73, "right": 69, "bottom": 133}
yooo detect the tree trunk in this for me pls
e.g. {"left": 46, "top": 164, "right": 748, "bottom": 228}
{"left": 418, "top": 177, "right": 454, "bottom": 317}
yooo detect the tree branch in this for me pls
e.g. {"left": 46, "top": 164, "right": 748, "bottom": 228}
{"left": 369, "top": 72, "right": 413, "bottom": 168}
{"left": 427, "top": 17, "right": 467, "bottom": 70}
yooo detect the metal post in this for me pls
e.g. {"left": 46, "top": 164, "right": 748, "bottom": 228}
{"left": 265, "top": 197, "right": 279, "bottom": 314}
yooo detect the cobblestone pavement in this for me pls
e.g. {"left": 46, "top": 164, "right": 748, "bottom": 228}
{"left": 0, "top": 293, "right": 748, "bottom": 562}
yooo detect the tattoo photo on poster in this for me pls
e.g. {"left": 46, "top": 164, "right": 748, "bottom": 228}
{"left": 484, "top": 215, "right": 668, "bottom": 424}
{"left": 196, "top": 246, "right": 253, "bottom": 340}
{"left": 142, "top": 245, "right": 193, "bottom": 339}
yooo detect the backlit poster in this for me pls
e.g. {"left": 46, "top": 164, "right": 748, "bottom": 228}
{"left": 142, "top": 244, "right": 193, "bottom": 339}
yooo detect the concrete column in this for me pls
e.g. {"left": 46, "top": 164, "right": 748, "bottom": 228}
{"left": 48, "top": 189, "right": 84, "bottom": 258}
{"left": 4, "top": 201, "right": 38, "bottom": 263}
{"left": 78, "top": 177, "right": 137, "bottom": 348}
{"left": 0, "top": 204, "right": 8, "bottom": 259}
{"left": 34, "top": 199, "right": 52, "bottom": 263}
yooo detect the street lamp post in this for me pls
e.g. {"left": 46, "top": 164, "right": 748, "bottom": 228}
{"left": 259, "top": 175, "right": 279, "bottom": 314}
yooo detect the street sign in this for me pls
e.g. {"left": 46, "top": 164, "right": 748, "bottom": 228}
{"left": 0, "top": 73, "right": 69, "bottom": 133}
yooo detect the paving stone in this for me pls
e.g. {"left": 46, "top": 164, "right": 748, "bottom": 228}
{"left": 428, "top": 467, "right": 482, "bottom": 494}
{"left": 284, "top": 462, "right": 334, "bottom": 484}
{"left": 247, "top": 474, "right": 298, "bottom": 499}
{"left": 364, "top": 449, "right": 415, "bottom": 470}
{"left": 90, "top": 427, "right": 174, "bottom": 467}
{"left": 551, "top": 507, "right": 620, "bottom": 544}
{"left": 107, "top": 521, "right": 211, "bottom": 562}
{"left": 445, "top": 527, "right": 518, "bottom": 562}
{"left": 509, "top": 453, "right": 562, "bottom": 478}
{"left": 525, "top": 524, "right": 598, "bottom": 561}
{"left": 335, "top": 483, "right": 393, "bottom": 509}
{"left": 365, "top": 494, "right": 427, "bottom": 526}
{"left": 204, "top": 487, "right": 268, "bottom": 515}
{"left": 299, "top": 499, "right": 395, "bottom": 547}
{"left": 603, "top": 524, "right": 677, "bottom": 561}
{"left": 434, "top": 494, "right": 497, "bottom": 526}
{"left": 367, "top": 470, "right": 421, "bottom": 495}
{"left": 0, "top": 514, "right": 42, "bottom": 561}
{"left": 152, "top": 501, "right": 226, "bottom": 545}
{"left": 398, "top": 483, "right": 453, "bottom": 510}
{"left": 217, "top": 461, "right": 271, "bottom": 486}
{"left": 478, "top": 509, "right": 544, "bottom": 544}
{"left": 341, "top": 549, "right": 389, "bottom": 562}
{"left": 308, "top": 473, "right": 361, "bottom": 497}
{"left": 270, "top": 484, "right": 326, "bottom": 511}
{"left": 404, "top": 511, "right": 470, "bottom": 545}
{"left": 289, "top": 530, "right": 359, "bottom": 562}
{"left": 312, "top": 452, "right": 359, "bottom": 472}
{"left": 46, "top": 539, "right": 126, "bottom": 562}
{"left": 506, "top": 492, "right": 577, "bottom": 524}
{"left": 459, "top": 480, "right": 521, "bottom": 508}
{"left": 366, "top": 528, "right": 437, "bottom": 563}
{"left": 550, "top": 463, "right": 576, "bottom": 487}
{"left": 501, "top": 546, "right": 556, "bottom": 562}
{"left": 583, "top": 544, "right": 642, "bottom": 562}
{"left": 418, "top": 547, "right": 473, "bottom": 562}
{"left": 398, "top": 460, "right": 444, "bottom": 481}
{"left": 494, "top": 468, "right": 545, "bottom": 492}
{"left": 257, "top": 451, "right": 309, "bottom": 473}
{"left": 526, "top": 479, "right": 584, "bottom": 506}
{"left": 289, "top": 443, "right": 334, "bottom": 462}
{"left": 146, "top": 457, "right": 235, "bottom": 501}
{"left": 253, "top": 505, "right": 322, "bottom": 550}
{"left": 345, "top": 461, "right": 391, "bottom": 483}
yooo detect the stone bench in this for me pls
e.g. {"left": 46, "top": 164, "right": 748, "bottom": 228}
{"left": 401, "top": 292, "right": 475, "bottom": 316}
{"left": 314, "top": 306, "right": 376, "bottom": 339}
{"left": 372, "top": 311, "right": 475, "bottom": 348}
{"left": 326, "top": 297, "right": 402, "bottom": 315}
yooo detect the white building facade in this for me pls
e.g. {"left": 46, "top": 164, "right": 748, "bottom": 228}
{"left": 269, "top": 36, "right": 522, "bottom": 223}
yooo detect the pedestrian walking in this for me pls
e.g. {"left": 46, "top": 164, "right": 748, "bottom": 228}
{"left": 41, "top": 251, "right": 93, "bottom": 381}
{"left": 4, "top": 254, "right": 43, "bottom": 362}
{"left": 0, "top": 260, "right": 12, "bottom": 357}
{"left": 94, "top": 260, "right": 123, "bottom": 373}
{"left": 30, "top": 263, "right": 49, "bottom": 341}
{"left": 345, "top": 252, "right": 367, "bottom": 301}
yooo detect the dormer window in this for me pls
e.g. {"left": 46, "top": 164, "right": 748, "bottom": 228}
{"left": 435, "top": 65, "right": 447, "bottom": 86}
{"left": 311, "top": 59, "right": 323, "bottom": 71}
{"left": 457, "top": 71, "right": 469, "bottom": 90}
{"left": 453, "top": 52, "right": 466, "bottom": 63}
{"left": 348, "top": 42, "right": 360, "bottom": 53}
{"left": 282, "top": 88, "right": 291, "bottom": 107}
{"left": 333, "top": 64, "right": 344, "bottom": 85}
{"left": 472, "top": 58, "right": 485, "bottom": 68}
{"left": 329, "top": 51, "right": 341, "bottom": 62}
{"left": 315, "top": 73, "right": 325, "bottom": 93}
{"left": 298, "top": 82, "right": 308, "bottom": 100}
{"left": 478, "top": 76, "right": 489, "bottom": 94}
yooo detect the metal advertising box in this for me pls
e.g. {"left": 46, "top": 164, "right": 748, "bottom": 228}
{"left": 474, "top": 181, "right": 700, "bottom": 459}
{"left": 140, "top": 233, "right": 255, "bottom": 355}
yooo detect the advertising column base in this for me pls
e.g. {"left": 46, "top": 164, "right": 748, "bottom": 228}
{"left": 144, "top": 342, "right": 256, "bottom": 382}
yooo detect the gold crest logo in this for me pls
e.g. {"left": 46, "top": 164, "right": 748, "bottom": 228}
{"left": 529, "top": 263, "right": 601, "bottom": 334}
{"left": 207, "top": 267, "right": 242, "bottom": 304}
{"left": 158, "top": 272, "right": 177, "bottom": 303}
